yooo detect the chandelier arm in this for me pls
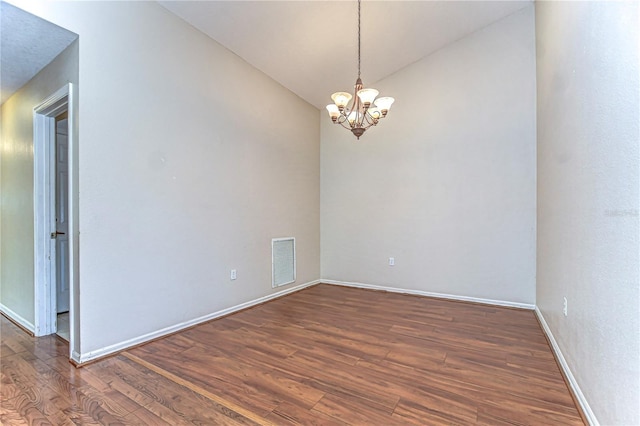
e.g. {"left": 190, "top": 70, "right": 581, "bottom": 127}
{"left": 351, "top": 95, "right": 362, "bottom": 116}
{"left": 338, "top": 108, "right": 352, "bottom": 120}
{"left": 360, "top": 112, "right": 374, "bottom": 127}
{"left": 337, "top": 109, "right": 351, "bottom": 120}
{"left": 336, "top": 119, "right": 355, "bottom": 131}
{"left": 364, "top": 109, "right": 379, "bottom": 123}
{"left": 362, "top": 106, "right": 377, "bottom": 126}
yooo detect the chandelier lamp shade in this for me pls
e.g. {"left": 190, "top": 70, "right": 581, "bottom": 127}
{"left": 326, "top": 0, "right": 394, "bottom": 139}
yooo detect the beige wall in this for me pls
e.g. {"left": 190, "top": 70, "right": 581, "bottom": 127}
{"left": 0, "top": 40, "right": 79, "bottom": 327}
{"left": 6, "top": 1, "right": 320, "bottom": 357}
{"left": 5, "top": 7, "right": 637, "bottom": 423}
{"left": 536, "top": 2, "right": 639, "bottom": 424}
{"left": 321, "top": 6, "right": 537, "bottom": 305}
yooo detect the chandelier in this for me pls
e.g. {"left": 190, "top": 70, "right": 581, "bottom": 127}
{"left": 325, "top": 0, "right": 394, "bottom": 139}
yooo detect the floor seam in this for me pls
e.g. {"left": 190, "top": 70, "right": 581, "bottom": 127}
{"left": 121, "top": 351, "right": 275, "bottom": 426}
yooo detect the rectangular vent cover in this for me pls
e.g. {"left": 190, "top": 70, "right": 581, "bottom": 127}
{"left": 272, "top": 237, "right": 296, "bottom": 288}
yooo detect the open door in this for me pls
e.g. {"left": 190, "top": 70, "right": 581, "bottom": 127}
{"left": 34, "top": 83, "right": 78, "bottom": 359}
{"left": 55, "top": 115, "right": 70, "bottom": 315}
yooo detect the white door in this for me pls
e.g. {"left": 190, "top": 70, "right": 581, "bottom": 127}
{"left": 55, "top": 118, "right": 70, "bottom": 313}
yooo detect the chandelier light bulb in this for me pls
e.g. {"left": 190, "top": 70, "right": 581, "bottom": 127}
{"left": 331, "top": 92, "right": 352, "bottom": 109}
{"left": 347, "top": 111, "right": 358, "bottom": 126}
{"left": 326, "top": 104, "right": 340, "bottom": 121}
{"left": 356, "top": 88, "right": 379, "bottom": 108}
{"left": 368, "top": 106, "right": 381, "bottom": 120}
{"left": 374, "top": 96, "right": 395, "bottom": 115}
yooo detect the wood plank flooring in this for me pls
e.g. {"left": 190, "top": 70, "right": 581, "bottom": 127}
{"left": 1, "top": 284, "right": 584, "bottom": 425}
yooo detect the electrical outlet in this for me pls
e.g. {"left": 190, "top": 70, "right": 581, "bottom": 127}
{"left": 389, "top": 257, "right": 395, "bottom": 266}
{"left": 563, "top": 297, "right": 568, "bottom": 317}
{"left": 230, "top": 269, "right": 237, "bottom": 280}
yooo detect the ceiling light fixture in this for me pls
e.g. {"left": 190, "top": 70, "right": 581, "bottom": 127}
{"left": 326, "top": 0, "right": 394, "bottom": 139}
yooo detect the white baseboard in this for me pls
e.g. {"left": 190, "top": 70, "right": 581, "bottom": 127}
{"left": 75, "top": 279, "right": 320, "bottom": 365}
{"left": 322, "top": 279, "right": 535, "bottom": 310}
{"left": 0, "top": 303, "right": 36, "bottom": 334}
{"left": 534, "top": 307, "right": 598, "bottom": 426}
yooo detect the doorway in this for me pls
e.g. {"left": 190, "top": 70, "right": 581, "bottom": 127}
{"left": 33, "top": 83, "right": 77, "bottom": 357}
{"left": 54, "top": 112, "right": 70, "bottom": 340}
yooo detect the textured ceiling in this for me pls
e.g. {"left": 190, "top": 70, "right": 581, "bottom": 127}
{"left": 160, "top": 0, "right": 531, "bottom": 109}
{"left": 0, "top": 1, "right": 77, "bottom": 105}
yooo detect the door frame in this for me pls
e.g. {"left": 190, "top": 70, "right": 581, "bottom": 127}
{"left": 33, "top": 83, "right": 78, "bottom": 357}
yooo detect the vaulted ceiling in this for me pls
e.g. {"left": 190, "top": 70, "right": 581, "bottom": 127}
{"left": 159, "top": 1, "right": 531, "bottom": 109}
{"left": 1, "top": 1, "right": 531, "bottom": 109}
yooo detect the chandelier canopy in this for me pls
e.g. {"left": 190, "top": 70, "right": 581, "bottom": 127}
{"left": 326, "top": 0, "right": 394, "bottom": 139}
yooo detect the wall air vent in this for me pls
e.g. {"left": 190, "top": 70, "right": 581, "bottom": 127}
{"left": 272, "top": 237, "right": 296, "bottom": 288}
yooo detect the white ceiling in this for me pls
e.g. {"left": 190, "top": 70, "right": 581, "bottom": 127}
{"left": 0, "top": 1, "right": 531, "bottom": 109}
{"left": 159, "top": 0, "right": 531, "bottom": 109}
{"left": 0, "top": 1, "right": 78, "bottom": 105}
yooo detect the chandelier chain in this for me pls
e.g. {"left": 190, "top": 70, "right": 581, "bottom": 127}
{"left": 357, "top": 0, "right": 361, "bottom": 79}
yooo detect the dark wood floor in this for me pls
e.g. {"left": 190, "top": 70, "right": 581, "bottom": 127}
{"left": 1, "top": 284, "right": 584, "bottom": 425}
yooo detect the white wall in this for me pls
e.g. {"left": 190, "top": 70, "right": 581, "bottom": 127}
{"left": 7, "top": 1, "right": 320, "bottom": 357}
{"left": 0, "top": 41, "right": 79, "bottom": 328}
{"left": 536, "top": 2, "right": 639, "bottom": 424}
{"left": 321, "top": 6, "right": 537, "bottom": 305}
